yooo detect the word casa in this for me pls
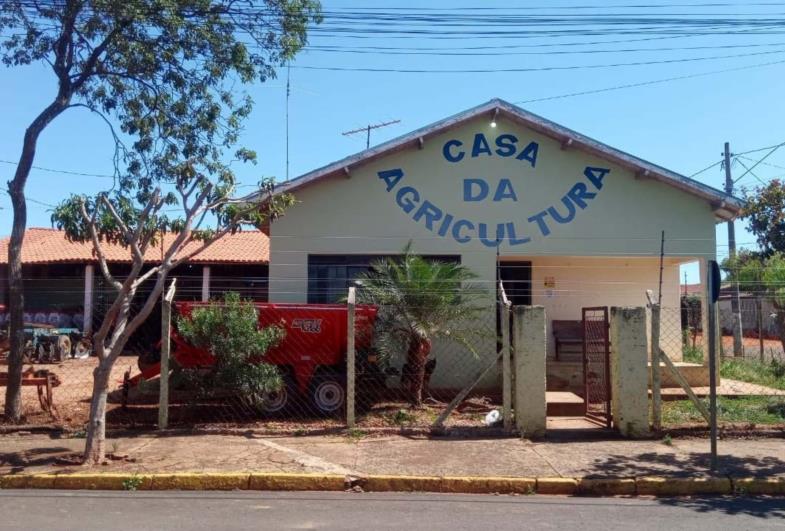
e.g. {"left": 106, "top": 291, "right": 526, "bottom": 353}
{"left": 442, "top": 133, "right": 539, "bottom": 167}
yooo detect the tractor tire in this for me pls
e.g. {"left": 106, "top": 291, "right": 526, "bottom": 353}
{"left": 260, "top": 374, "right": 295, "bottom": 417}
{"left": 138, "top": 348, "right": 161, "bottom": 372}
{"left": 310, "top": 371, "right": 346, "bottom": 416}
{"left": 73, "top": 339, "right": 91, "bottom": 359}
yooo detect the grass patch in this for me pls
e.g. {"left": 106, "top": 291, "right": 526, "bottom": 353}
{"left": 682, "top": 344, "right": 704, "bottom": 364}
{"left": 345, "top": 428, "right": 367, "bottom": 441}
{"left": 387, "top": 409, "right": 416, "bottom": 427}
{"left": 720, "top": 358, "right": 785, "bottom": 390}
{"left": 122, "top": 475, "right": 143, "bottom": 491}
{"left": 663, "top": 396, "right": 785, "bottom": 426}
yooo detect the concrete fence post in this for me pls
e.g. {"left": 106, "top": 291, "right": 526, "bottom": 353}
{"left": 346, "top": 287, "right": 356, "bottom": 428}
{"left": 513, "top": 305, "right": 546, "bottom": 438}
{"left": 158, "top": 279, "right": 177, "bottom": 431}
{"left": 609, "top": 306, "right": 650, "bottom": 438}
{"left": 499, "top": 282, "right": 513, "bottom": 433}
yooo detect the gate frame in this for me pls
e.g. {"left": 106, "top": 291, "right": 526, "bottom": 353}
{"left": 582, "top": 306, "right": 612, "bottom": 428}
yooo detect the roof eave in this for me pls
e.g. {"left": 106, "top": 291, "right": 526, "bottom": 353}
{"left": 270, "top": 98, "right": 742, "bottom": 215}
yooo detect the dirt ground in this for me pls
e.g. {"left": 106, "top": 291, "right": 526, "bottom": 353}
{"left": 0, "top": 355, "right": 500, "bottom": 432}
{"left": 0, "top": 356, "right": 131, "bottom": 427}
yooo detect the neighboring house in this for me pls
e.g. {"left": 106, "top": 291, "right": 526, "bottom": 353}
{"left": 260, "top": 98, "right": 742, "bottom": 390}
{"left": 0, "top": 228, "right": 270, "bottom": 334}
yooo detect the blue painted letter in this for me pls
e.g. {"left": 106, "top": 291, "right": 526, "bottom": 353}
{"left": 495, "top": 134, "right": 518, "bottom": 157}
{"left": 471, "top": 133, "right": 492, "bottom": 157}
{"left": 516, "top": 141, "right": 539, "bottom": 167}
{"left": 527, "top": 210, "right": 551, "bottom": 237}
{"left": 443, "top": 140, "right": 465, "bottom": 163}
{"left": 378, "top": 168, "right": 404, "bottom": 192}
{"left": 566, "top": 182, "right": 596, "bottom": 209}
{"left": 493, "top": 178, "right": 518, "bottom": 202}
{"left": 395, "top": 186, "right": 420, "bottom": 214}
{"left": 584, "top": 166, "right": 611, "bottom": 190}
{"left": 547, "top": 196, "right": 577, "bottom": 224}
{"left": 452, "top": 219, "right": 474, "bottom": 244}
{"left": 463, "top": 179, "right": 489, "bottom": 202}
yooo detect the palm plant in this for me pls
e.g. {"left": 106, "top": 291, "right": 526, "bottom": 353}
{"left": 354, "top": 245, "right": 487, "bottom": 407}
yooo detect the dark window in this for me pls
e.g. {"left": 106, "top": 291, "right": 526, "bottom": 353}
{"left": 307, "top": 254, "right": 460, "bottom": 304}
{"left": 498, "top": 261, "right": 532, "bottom": 306}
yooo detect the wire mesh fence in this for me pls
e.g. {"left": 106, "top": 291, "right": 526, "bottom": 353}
{"left": 0, "top": 278, "right": 507, "bottom": 433}
{"left": 659, "top": 295, "right": 785, "bottom": 430}
{"left": 4, "top": 271, "right": 785, "bottom": 437}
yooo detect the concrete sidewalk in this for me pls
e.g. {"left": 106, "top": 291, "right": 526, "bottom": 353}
{"left": 2, "top": 430, "right": 785, "bottom": 479}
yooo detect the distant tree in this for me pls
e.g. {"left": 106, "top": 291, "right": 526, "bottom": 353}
{"left": 353, "top": 245, "right": 487, "bottom": 407}
{"left": 0, "top": 0, "right": 320, "bottom": 460}
{"left": 726, "top": 252, "right": 785, "bottom": 353}
{"left": 742, "top": 180, "right": 785, "bottom": 256}
{"left": 176, "top": 292, "right": 284, "bottom": 410}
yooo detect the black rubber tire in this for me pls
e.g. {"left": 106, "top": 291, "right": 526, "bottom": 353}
{"left": 310, "top": 372, "right": 346, "bottom": 416}
{"left": 138, "top": 348, "right": 161, "bottom": 372}
{"left": 260, "top": 374, "right": 296, "bottom": 417}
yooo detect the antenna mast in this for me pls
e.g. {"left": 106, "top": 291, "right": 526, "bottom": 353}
{"left": 342, "top": 119, "right": 401, "bottom": 149}
{"left": 285, "top": 62, "right": 291, "bottom": 181}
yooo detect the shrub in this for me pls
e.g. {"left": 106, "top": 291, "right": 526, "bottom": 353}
{"left": 176, "top": 292, "right": 284, "bottom": 409}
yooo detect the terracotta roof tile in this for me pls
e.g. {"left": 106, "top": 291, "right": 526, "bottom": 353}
{"left": 0, "top": 228, "right": 269, "bottom": 265}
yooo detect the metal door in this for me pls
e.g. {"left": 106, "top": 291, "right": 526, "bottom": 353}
{"left": 582, "top": 307, "right": 612, "bottom": 428}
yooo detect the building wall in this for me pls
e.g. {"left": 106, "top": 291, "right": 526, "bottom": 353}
{"left": 525, "top": 256, "right": 685, "bottom": 361}
{"left": 268, "top": 113, "right": 717, "bottom": 388}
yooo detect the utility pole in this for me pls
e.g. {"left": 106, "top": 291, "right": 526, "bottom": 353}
{"left": 724, "top": 142, "right": 744, "bottom": 358}
{"left": 342, "top": 119, "right": 400, "bottom": 149}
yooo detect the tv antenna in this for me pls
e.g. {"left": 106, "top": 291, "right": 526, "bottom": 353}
{"left": 342, "top": 119, "right": 400, "bottom": 149}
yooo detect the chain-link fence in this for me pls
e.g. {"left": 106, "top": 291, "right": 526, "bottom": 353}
{"left": 1, "top": 278, "right": 507, "bottom": 433}
{"left": 659, "top": 294, "right": 785, "bottom": 430}
{"left": 5, "top": 271, "right": 785, "bottom": 437}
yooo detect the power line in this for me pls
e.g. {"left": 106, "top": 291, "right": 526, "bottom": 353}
{"left": 733, "top": 157, "right": 768, "bottom": 186}
{"left": 738, "top": 154, "right": 785, "bottom": 170}
{"left": 688, "top": 159, "right": 724, "bottom": 178}
{"left": 293, "top": 48, "right": 785, "bottom": 73}
{"left": 0, "top": 159, "right": 115, "bottom": 179}
{"left": 516, "top": 57, "right": 785, "bottom": 104}
{"left": 733, "top": 141, "right": 785, "bottom": 182}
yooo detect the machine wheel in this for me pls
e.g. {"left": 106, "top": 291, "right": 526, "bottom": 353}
{"left": 310, "top": 371, "right": 346, "bottom": 416}
{"left": 260, "top": 374, "right": 295, "bottom": 416}
{"left": 73, "top": 340, "right": 91, "bottom": 359}
{"left": 56, "top": 335, "right": 71, "bottom": 361}
{"left": 138, "top": 348, "right": 161, "bottom": 372}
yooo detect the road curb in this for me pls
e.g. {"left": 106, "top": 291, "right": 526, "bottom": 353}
{"left": 1, "top": 473, "right": 783, "bottom": 496}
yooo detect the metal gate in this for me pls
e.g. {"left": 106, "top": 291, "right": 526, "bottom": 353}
{"left": 582, "top": 307, "right": 612, "bottom": 428}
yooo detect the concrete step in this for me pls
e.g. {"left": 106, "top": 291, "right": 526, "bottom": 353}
{"left": 546, "top": 391, "right": 584, "bottom": 417}
{"left": 648, "top": 362, "right": 709, "bottom": 388}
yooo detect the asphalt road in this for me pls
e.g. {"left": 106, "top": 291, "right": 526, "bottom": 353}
{"left": 1, "top": 490, "right": 783, "bottom": 530}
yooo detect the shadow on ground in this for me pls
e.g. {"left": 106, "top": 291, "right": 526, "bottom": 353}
{"left": 0, "top": 447, "right": 75, "bottom": 474}
{"left": 657, "top": 496, "right": 785, "bottom": 519}
{"left": 588, "top": 451, "right": 785, "bottom": 477}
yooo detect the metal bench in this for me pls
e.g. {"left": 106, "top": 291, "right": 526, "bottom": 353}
{"left": 552, "top": 320, "right": 583, "bottom": 361}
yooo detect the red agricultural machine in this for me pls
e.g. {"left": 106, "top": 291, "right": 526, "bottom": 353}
{"left": 129, "top": 302, "right": 389, "bottom": 416}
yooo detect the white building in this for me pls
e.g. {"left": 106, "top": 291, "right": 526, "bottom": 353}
{"left": 265, "top": 99, "right": 741, "bottom": 391}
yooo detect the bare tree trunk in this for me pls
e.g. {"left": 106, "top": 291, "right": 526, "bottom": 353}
{"left": 83, "top": 359, "right": 113, "bottom": 464}
{"left": 4, "top": 100, "right": 69, "bottom": 422}
{"left": 4, "top": 176, "right": 27, "bottom": 422}
{"left": 405, "top": 338, "right": 431, "bottom": 407}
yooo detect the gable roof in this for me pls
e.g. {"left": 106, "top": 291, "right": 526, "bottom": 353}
{"left": 276, "top": 98, "right": 742, "bottom": 221}
{"left": 0, "top": 228, "right": 270, "bottom": 266}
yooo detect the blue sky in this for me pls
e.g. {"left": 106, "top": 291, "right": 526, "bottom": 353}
{"left": 2, "top": 1, "right": 784, "bottom": 283}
